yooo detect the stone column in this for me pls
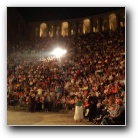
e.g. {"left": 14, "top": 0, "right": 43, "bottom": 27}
{"left": 81, "top": 21, "right": 83, "bottom": 34}
{"left": 106, "top": 15, "right": 109, "bottom": 31}
{"left": 53, "top": 24, "right": 56, "bottom": 37}
{"left": 68, "top": 22, "right": 71, "bottom": 36}
{"left": 98, "top": 17, "right": 102, "bottom": 32}
{"left": 78, "top": 21, "right": 83, "bottom": 35}
{"left": 90, "top": 18, "right": 93, "bottom": 33}
{"left": 76, "top": 21, "right": 78, "bottom": 35}
{"left": 92, "top": 18, "right": 96, "bottom": 32}
{"left": 60, "top": 23, "right": 62, "bottom": 36}
{"left": 46, "top": 24, "right": 49, "bottom": 37}
{"left": 116, "top": 13, "right": 120, "bottom": 29}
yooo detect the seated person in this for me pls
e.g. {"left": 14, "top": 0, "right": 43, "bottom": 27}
{"left": 100, "top": 98, "right": 125, "bottom": 125}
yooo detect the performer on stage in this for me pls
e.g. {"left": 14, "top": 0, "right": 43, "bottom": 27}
{"left": 74, "top": 97, "right": 83, "bottom": 122}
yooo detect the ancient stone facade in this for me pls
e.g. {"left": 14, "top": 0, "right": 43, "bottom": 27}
{"left": 29, "top": 9, "right": 125, "bottom": 39}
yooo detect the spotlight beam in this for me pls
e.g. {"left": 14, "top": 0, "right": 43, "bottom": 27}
{"left": 51, "top": 48, "right": 67, "bottom": 58}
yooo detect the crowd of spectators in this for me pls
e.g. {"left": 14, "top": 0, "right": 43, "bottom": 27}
{"left": 7, "top": 27, "right": 125, "bottom": 125}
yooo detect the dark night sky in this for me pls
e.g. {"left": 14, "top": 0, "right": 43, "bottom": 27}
{"left": 16, "top": 7, "right": 124, "bottom": 22}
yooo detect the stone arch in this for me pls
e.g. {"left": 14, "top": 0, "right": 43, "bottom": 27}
{"left": 40, "top": 23, "right": 47, "bottom": 37}
{"left": 83, "top": 18, "right": 90, "bottom": 34}
{"left": 61, "top": 22, "right": 68, "bottom": 37}
{"left": 109, "top": 13, "right": 117, "bottom": 31}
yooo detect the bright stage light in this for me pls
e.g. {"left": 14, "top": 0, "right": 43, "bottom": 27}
{"left": 51, "top": 48, "right": 67, "bottom": 58}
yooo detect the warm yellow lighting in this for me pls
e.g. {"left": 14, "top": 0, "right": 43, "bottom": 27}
{"left": 83, "top": 19, "right": 90, "bottom": 34}
{"left": 109, "top": 13, "right": 117, "bottom": 31}
{"left": 40, "top": 23, "right": 47, "bottom": 37}
{"left": 61, "top": 22, "right": 68, "bottom": 37}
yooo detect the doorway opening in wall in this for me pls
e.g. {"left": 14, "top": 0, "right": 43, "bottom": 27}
{"left": 83, "top": 19, "right": 90, "bottom": 34}
{"left": 61, "top": 22, "right": 68, "bottom": 37}
{"left": 40, "top": 23, "right": 47, "bottom": 37}
{"left": 109, "top": 13, "right": 117, "bottom": 31}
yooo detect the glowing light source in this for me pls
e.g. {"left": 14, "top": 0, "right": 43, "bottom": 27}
{"left": 51, "top": 48, "right": 67, "bottom": 58}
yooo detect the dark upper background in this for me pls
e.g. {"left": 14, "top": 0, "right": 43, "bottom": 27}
{"left": 15, "top": 7, "right": 124, "bottom": 22}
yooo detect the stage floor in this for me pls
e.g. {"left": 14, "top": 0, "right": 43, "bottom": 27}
{"left": 7, "top": 109, "right": 92, "bottom": 126}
